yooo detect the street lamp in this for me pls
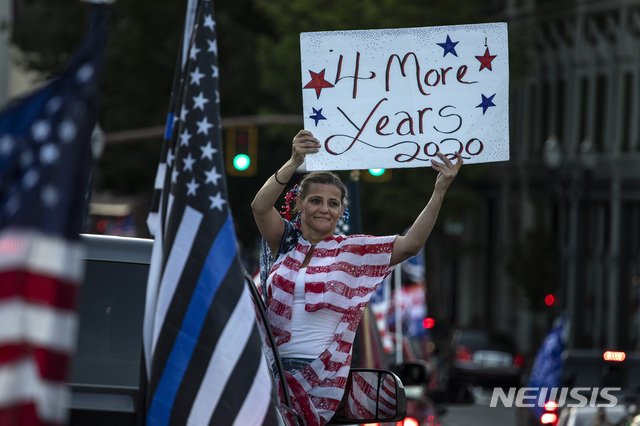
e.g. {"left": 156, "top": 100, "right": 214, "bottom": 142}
{"left": 543, "top": 134, "right": 562, "bottom": 171}
{"left": 542, "top": 134, "right": 599, "bottom": 348}
{"left": 579, "top": 137, "right": 597, "bottom": 173}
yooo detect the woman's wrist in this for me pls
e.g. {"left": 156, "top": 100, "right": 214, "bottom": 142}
{"left": 273, "top": 160, "right": 297, "bottom": 186}
{"left": 274, "top": 169, "right": 288, "bottom": 185}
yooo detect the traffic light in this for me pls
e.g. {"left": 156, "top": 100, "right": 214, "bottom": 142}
{"left": 361, "top": 168, "right": 391, "bottom": 182}
{"left": 544, "top": 294, "right": 555, "bottom": 306}
{"left": 422, "top": 317, "right": 435, "bottom": 329}
{"left": 226, "top": 125, "right": 257, "bottom": 176}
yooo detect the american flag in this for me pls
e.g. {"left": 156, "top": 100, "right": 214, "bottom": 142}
{"left": 0, "top": 4, "right": 107, "bottom": 425}
{"left": 142, "top": 1, "right": 279, "bottom": 424}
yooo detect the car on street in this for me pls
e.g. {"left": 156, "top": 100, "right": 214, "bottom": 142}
{"left": 441, "top": 328, "right": 525, "bottom": 402}
{"left": 556, "top": 405, "right": 628, "bottom": 426}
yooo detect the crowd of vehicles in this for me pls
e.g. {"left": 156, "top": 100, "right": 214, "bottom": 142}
{"left": 69, "top": 234, "right": 443, "bottom": 425}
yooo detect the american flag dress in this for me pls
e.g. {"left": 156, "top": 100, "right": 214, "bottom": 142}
{"left": 259, "top": 219, "right": 396, "bottom": 425}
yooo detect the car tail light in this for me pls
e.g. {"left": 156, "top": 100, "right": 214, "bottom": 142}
{"left": 603, "top": 350, "right": 626, "bottom": 362}
{"left": 397, "top": 417, "right": 419, "bottom": 426}
{"left": 454, "top": 346, "right": 473, "bottom": 362}
{"left": 513, "top": 353, "right": 525, "bottom": 367}
{"left": 540, "top": 412, "right": 557, "bottom": 425}
{"left": 540, "top": 400, "right": 558, "bottom": 425}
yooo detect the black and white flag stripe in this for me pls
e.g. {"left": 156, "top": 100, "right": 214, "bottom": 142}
{"left": 142, "top": 1, "right": 278, "bottom": 424}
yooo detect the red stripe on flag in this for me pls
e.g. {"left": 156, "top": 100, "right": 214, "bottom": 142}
{"left": 313, "top": 241, "right": 393, "bottom": 258}
{"left": 306, "top": 280, "right": 377, "bottom": 298}
{"left": 307, "top": 261, "right": 390, "bottom": 278}
{"left": 0, "top": 344, "right": 71, "bottom": 382}
{"left": 0, "top": 271, "right": 77, "bottom": 311}
{"left": 0, "top": 402, "right": 62, "bottom": 426}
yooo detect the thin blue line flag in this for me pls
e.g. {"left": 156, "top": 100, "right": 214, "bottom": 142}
{"left": 142, "top": 1, "right": 279, "bottom": 424}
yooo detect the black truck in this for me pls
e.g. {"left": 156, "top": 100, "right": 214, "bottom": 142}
{"left": 69, "top": 234, "right": 423, "bottom": 425}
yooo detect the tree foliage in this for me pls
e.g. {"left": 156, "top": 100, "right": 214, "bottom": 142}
{"left": 10, "top": 0, "right": 494, "bottom": 245}
{"left": 254, "top": 0, "right": 496, "bottom": 114}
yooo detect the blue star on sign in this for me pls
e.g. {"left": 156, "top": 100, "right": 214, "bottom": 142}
{"left": 310, "top": 108, "right": 326, "bottom": 126}
{"left": 476, "top": 93, "right": 497, "bottom": 114}
{"left": 437, "top": 35, "right": 459, "bottom": 57}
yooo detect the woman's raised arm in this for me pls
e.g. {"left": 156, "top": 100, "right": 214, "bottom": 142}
{"left": 389, "top": 151, "right": 463, "bottom": 266}
{"left": 251, "top": 130, "right": 320, "bottom": 254}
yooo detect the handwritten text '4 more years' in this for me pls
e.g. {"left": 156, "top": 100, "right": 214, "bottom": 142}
{"left": 325, "top": 97, "right": 485, "bottom": 164}
{"left": 333, "top": 52, "right": 478, "bottom": 99}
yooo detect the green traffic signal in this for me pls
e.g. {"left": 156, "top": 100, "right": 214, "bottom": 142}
{"left": 362, "top": 168, "right": 391, "bottom": 182}
{"left": 233, "top": 154, "right": 251, "bottom": 171}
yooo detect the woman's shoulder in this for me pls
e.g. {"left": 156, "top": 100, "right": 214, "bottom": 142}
{"left": 277, "top": 219, "right": 302, "bottom": 252}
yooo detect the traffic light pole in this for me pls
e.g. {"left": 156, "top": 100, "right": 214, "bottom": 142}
{"left": 103, "top": 114, "right": 303, "bottom": 144}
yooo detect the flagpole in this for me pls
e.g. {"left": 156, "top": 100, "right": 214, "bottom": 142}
{"left": 395, "top": 262, "right": 403, "bottom": 365}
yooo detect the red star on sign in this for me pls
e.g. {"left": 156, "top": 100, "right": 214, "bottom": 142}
{"left": 303, "top": 69, "right": 334, "bottom": 99}
{"left": 476, "top": 47, "right": 497, "bottom": 71}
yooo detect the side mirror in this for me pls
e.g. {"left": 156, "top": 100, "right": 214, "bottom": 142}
{"left": 394, "top": 360, "right": 431, "bottom": 386}
{"left": 329, "top": 369, "right": 407, "bottom": 424}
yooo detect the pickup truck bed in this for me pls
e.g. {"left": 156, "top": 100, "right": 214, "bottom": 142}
{"left": 69, "top": 234, "right": 152, "bottom": 425}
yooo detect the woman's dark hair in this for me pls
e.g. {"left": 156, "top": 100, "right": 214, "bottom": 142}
{"left": 294, "top": 171, "right": 348, "bottom": 214}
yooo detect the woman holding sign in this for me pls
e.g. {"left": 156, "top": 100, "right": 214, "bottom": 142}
{"left": 251, "top": 129, "right": 462, "bottom": 425}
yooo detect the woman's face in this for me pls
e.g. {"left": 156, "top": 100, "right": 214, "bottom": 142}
{"left": 299, "top": 183, "right": 345, "bottom": 238}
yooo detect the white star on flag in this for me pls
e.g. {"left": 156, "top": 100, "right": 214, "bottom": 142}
{"left": 190, "top": 67, "right": 205, "bottom": 86}
{"left": 203, "top": 14, "right": 215, "bottom": 31}
{"left": 180, "top": 129, "right": 192, "bottom": 146}
{"left": 192, "top": 92, "right": 209, "bottom": 110}
{"left": 200, "top": 142, "right": 217, "bottom": 159}
{"left": 186, "top": 177, "right": 199, "bottom": 196}
{"left": 183, "top": 153, "right": 196, "bottom": 171}
{"left": 208, "top": 192, "right": 226, "bottom": 210}
{"left": 196, "top": 116, "right": 213, "bottom": 135}
{"left": 205, "top": 166, "right": 222, "bottom": 186}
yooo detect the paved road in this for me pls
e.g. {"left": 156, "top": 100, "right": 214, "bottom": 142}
{"left": 437, "top": 387, "right": 519, "bottom": 426}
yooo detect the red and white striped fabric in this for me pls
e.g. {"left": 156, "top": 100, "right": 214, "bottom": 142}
{"left": 345, "top": 372, "right": 397, "bottom": 420}
{"left": 265, "top": 232, "right": 395, "bottom": 425}
{"left": 0, "top": 229, "right": 84, "bottom": 425}
{"left": 346, "top": 370, "right": 379, "bottom": 419}
{"left": 378, "top": 373, "right": 398, "bottom": 417}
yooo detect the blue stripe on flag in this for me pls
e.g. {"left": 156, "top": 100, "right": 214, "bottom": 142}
{"left": 164, "top": 112, "right": 175, "bottom": 140}
{"left": 148, "top": 212, "right": 238, "bottom": 423}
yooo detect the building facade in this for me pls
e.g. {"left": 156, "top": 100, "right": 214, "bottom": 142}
{"left": 432, "top": 0, "right": 640, "bottom": 355}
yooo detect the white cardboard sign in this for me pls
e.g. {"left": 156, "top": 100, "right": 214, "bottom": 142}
{"left": 300, "top": 23, "right": 509, "bottom": 171}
